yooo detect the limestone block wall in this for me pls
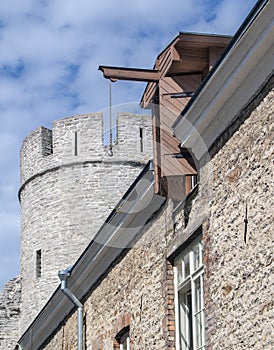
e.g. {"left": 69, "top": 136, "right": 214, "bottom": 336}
{"left": 203, "top": 79, "right": 274, "bottom": 349}
{"left": 0, "top": 276, "right": 21, "bottom": 350}
{"left": 19, "top": 112, "right": 152, "bottom": 333}
{"left": 115, "top": 112, "right": 152, "bottom": 159}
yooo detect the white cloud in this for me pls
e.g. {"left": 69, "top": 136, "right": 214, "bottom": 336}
{"left": 0, "top": 0, "right": 257, "bottom": 291}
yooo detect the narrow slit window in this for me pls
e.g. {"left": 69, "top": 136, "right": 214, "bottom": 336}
{"left": 36, "top": 249, "right": 42, "bottom": 278}
{"left": 139, "top": 127, "right": 144, "bottom": 153}
{"left": 74, "top": 131, "right": 78, "bottom": 156}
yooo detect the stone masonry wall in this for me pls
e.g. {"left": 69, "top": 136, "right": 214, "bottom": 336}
{"left": 19, "top": 112, "right": 152, "bottom": 333}
{"left": 204, "top": 78, "right": 274, "bottom": 349}
{"left": 0, "top": 276, "right": 21, "bottom": 350}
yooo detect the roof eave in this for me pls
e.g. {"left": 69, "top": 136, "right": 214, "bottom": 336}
{"left": 140, "top": 32, "right": 232, "bottom": 108}
{"left": 98, "top": 65, "right": 160, "bottom": 82}
{"left": 173, "top": 0, "right": 273, "bottom": 159}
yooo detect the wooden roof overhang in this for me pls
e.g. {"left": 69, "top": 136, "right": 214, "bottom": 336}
{"left": 140, "top": 32, "right": 231, "bottom": 108}
{"left": 99, "top": 32, "right": 231, "bottom": 200}
{"left": 173, "top": 0, "right": 273, "bottom": 160}
{"left": 98, "top": 66, "right": 160, "bottom": 82}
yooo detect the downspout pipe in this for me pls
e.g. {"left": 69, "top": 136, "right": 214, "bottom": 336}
{"left": 58, "top": 269, "right": 83, "bottom": 350}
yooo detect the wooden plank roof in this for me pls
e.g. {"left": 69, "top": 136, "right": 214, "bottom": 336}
{"left": 140, "top": 32, "right": 231, "bottom": 107}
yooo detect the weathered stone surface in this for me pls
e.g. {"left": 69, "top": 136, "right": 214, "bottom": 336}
{"left": 203, "top": 80, "right": 274, "bottom": 350}
{"left": 0, "top": 276, "right": 21, "bottom": 350}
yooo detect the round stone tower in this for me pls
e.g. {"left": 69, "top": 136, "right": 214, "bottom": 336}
{"left": 19, "top": 112, "right": 152, "bottom": 332}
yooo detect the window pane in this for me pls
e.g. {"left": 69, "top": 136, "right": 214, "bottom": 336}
{"left": 120, "top": 334, "right": 129, "bottom": 350}
{"left": 194, "top": 276, "right": 205, "bottom": 349}
{"left": 199, "top": 242, "right": 203, "bottom": 267}
{"left": 183, "top": 254, "right": 190, "bottom": 278}
{"left": 195, "top": 310, "right": 204, "bottom": 349}
{"left": 195, "top": 277, "right": 201, "bottom": 313}
{"left": 179, "top": 289, "right": 192, "bottom": 350}
{"left": 193, "top": 243, "right": 200, "bottom": 271}
{"left": 36, "top": 249, "right": 42, "bottom": 278}
{"left": 175, "top": 258, "right": 183, "bottom": 285}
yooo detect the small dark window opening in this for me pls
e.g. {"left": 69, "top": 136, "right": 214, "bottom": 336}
{"left": 115, "top": 326, "right": 130, "bottom": 350}
{"left": 139, "top": 128, "right": 144, "bottom": 153}
{"left": 74, "top": 131, "right": 78, "bottom": 156}
{"left": 36, "top": 249, "right": 42, "bottom": 278}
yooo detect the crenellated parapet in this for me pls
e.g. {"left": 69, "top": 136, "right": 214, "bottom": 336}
{"left": 20, "top": 112, "right": 152, "bottom": 188}
{"left": 115, "top": 112, "right": 152, "bottom": 161}
{"left": 20, "top": 113, "right": 104, "bottom": 184}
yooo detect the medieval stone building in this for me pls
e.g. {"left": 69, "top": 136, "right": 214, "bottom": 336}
{"left": 1, "top": 0, "right": 273, "bottom": 349}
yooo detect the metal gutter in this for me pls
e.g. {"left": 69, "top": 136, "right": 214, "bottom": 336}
{"left": 18, "top": 161, "right": 166, "bottom": 350}
{"left": 172, "top": 0, "right": 273, "bottom": 159}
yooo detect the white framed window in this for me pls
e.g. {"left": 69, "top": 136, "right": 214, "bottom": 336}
{"left": 174, "top": 235, "right": 205, "bottom": 350}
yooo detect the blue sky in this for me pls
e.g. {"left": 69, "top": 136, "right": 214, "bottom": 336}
{"left": 0, "top": 0, "right": 257, "bottom": 291}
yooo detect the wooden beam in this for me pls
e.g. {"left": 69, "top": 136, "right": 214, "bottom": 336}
{"left": 99, "top": 66, "right": 160, "bottom": 82}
